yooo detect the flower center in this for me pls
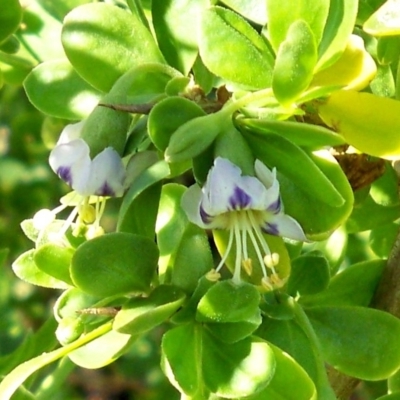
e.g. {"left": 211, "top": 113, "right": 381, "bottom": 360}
{"left": 215, "top": 210, "right": 282, "bottom": 288}
{"left": 33, "top": 193, "right": 107, "bottom": 242}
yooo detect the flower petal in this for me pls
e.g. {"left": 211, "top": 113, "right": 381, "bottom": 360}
{"left": 49, "top": 138, "right": 91, "bottom": 194}
{"left": 86, "top": 147, "right": 126, "bottom": 197}
{"left": 181, "top": 184, "right": 205, "bottom": 227}
{"left": 262, "top": 213, "right": 308, "bottom": 242}
{"left": 57, "top": 120, "right": 85, "bottom": 144}
{"left": 202, "top": 157, "right": 275, "bottom": 215}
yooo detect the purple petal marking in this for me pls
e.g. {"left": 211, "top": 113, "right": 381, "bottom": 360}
{"left": 57, "top": 166, "right": 72, "bottom": 185}
{"left": 262, "top": 222, "right": 279, "bottom": 236}
{"left": 200, "top": 204, "right": 212, "bottom": 224}
{"left": 229, "top": 186, "right": 251, "bottom": 210}
{"left": 267, "top": 197, "right": 281, "bottom": 213}
{"left": 95, "top": 182, "right": 115, "bottom": 196}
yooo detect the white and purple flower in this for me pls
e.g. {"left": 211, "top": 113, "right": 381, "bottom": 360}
{"left": 33, "top": 121, "right": 126, "bottom": 239}
{"left": 181, "top": 157, "right": 307, "bottom": 287}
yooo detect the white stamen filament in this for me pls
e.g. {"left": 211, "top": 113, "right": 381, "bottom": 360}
{"left": 232, "top": 221, "right": 242, "bottom": 284}
{"left": 215, "top": 225, "right": 235, "bottom": 273}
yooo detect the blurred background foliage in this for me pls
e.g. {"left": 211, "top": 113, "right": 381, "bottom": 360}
{"left": 0, "top": 0, "right": 397, "bottom": 399}
{"left": 0, "top": 1, "right": 177, "bottom": 398}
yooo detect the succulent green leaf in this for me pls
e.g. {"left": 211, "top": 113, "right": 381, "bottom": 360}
{"left": 244, "top": 342, "right": 317, "bottom": 400}
{"left": 196, "top": 280, "right": 260, "bottom": 323}
{"left": 61, "top": 3, "right": 165, "bottom": 92}
{"left": 275, "top": 150, "right": 353, "bottom": 240}
{"left": 364, "top": 0, "right": 400, "bottom": 36}
{"left": 71, "top": 233, "right": 158, "bottom": 297}
{"left": 68, "top": 328, "right": 134, "bottom": 369}
{"left": 118, "top": 159, "right": 170, "bottom": 238}
{"left": 23, "top": 59, "right": 101, "bottom": 120}
{"left": 370, "top": 222, "right": 399, "bottom": 258}
{"left": 0, "top": 0, "right": 22, "bottom": 44}
{"left": 300, "top": 259, "right": 385, "bottom": 307}
{"left": 307, "top": 306, "right": 400, "bottom": 380}
{"left": 266, "top": 0, "right": 329, "bottom": 52}
{"left": 161, "top": 323, "right": 204, "bottom": 396}
{"left": 236, "top": 118, "right": 346, "bottom": 148}
{"left": 287, "top": 252, "right": 330, "bottom": 297}
{"left": 347, "top": 193, "right": 400, "bottom": 232}
{"left": 220, "top": 0, "right": 267, "bottom": 25}
{"left": 318, "top": 90, "right": 400, "bottom": 159}
{"left": 148, "top": 96, "right": 206, "bottom": 151}
{"left": 12, "top": 250, "right": 70, "bottom": 290}
{"left": 165, "top": 111, "right": 228, "bottom": 163}
{"left": 242, "top": 130, "right": 345, "bottom": 208}
{"left": 202, "top": 333, "right": 275, "bottom": 397}
{"left": 272, "top": 20, "right": 318, "bottom": 105}
{"left": 199, "top": 6, "right": 274, "bottom": 89}
{"left": 316, "top": 0, "right": 358, "bottom": 70}
{"left": 113, "top": 285, "right": 186, "bottom": 335}
{"left": 16, "top": 1, "right": 65, "bottom": 61}
{"left": 33, "top": 243, "right": 74, "bottom": 286}
{"left": 157, "top": 184, "right": 213, "bottom": 292}
{"left": 152, "top": 0, "right": 207, "bottom": 74}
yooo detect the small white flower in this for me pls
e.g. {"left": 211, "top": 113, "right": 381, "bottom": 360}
{"left": 182, "top": 157, "right": 307, "bottom": 287}
{"left": 36, "top": 121, "right": 126, "bottom": 240}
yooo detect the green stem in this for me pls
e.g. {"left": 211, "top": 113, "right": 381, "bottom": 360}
{"left": 0, "top": 322, "right": 112, "bottom": 400}
{"left": 291, "top": 300, "right": 336, "bottom": 400}
{"left": 222, "top": 88, "right": 275, "bottom": 114}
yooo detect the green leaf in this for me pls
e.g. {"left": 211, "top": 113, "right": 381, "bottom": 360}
{"left": 0, "top": 35, "right": 20, "bottom": 54}
{"left": 256, "top": 317, "right": 319, "bottom": 385}
{"left": 196, "top": 280, "right": 262, "bottom": 343}
{"left": 287, "top": 252, "right": 330, "bottom": 297}
{"left": 109, "top": 63, "right": 181, "bottom": 104}
{"left": 23, "top": 59, "right": 101, "bottom": 120}
{"left": 152, "top": 0, "right": 207, "bottom": 74}
{"left": 242, "top": 130, "right": 346, "bottom": 208}
{"left": 71, "top": 233, "right": 158, "bottom": 297}
{"left": 370, "top": 222, "right": 399, "bottom": 258}
{"left": 80, "top": 104, "right": 130, "bottom": 158}
{"left": 61, "top": 3, "right": 165, "bottom": 92}
{"left": 346, "top": 193, "right": 400, "bottom": 233}
{"left": 277, "top": 149, "right": 353, "bottom": 240}
{"left": 318, "top": 90, "right": 400, "bottom": 159}
{"left": 161, "top": 323, "right": 204, "bottom": 396}
{"left": 12, "top": 249, "right": 70, "bottom": 290}
{"left": 157, "top": 184, "right": 213, "bottom": 292}
{"left": 236, "top": 119, "right": 346, "bottom": 149}
{"left": 118, "top": 158, "right": 170, "bottom": 238}
{"left": 165, "top": 111, "right": 229, "bottom": 163}
{"left": 33, "top": 243, "right": 74, "bottom": 286}
{"left": 113, "top": 285, "right": 186, "bottom": 335}
{"left": 244, "top": 343, "right": 316, "bottom": 400}
{"left": 307, "top": 306, "right": 400, "bottom": 380}
{"left": 0, "top": 0, "right": 22, "bottom": 43}
{"left": 202, "top": 333, "right": 275, "bottom": 397}
{"left": 272, "top": 20, "right": 318, "bottom": 105}
{"left": 68, "top": 328, "right": 134, "bottom": 369}
{"left": 148, "top": 96, "right": 206, "bottom": 151}
{"left": 199, "top": 6, "right": 274, "bottom": 89}
{"left": 220, "top": 0, "right": 267, "bottom": 25}
{"left": 266, "top": 0, "right": 329, "bottom": 52}
{"left": 364, "top": 0, "right": 400, "bottom": 36}
{"left": 316, "top": 0, "right": 358, "bottom": 70}
{"left": 370, "top": 162, "right": 399, "bottom": 206}
{"left": 300, "top": 259, "right": 385, "bottom": 307}
{"left": 196, "top": 280, "right": 260, "bottom": 323}
{"left": 16, "top": 1, "right": 65, "bottom": 61}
